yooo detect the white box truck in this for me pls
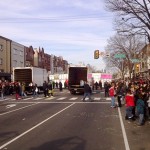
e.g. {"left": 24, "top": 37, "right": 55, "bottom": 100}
{"left": 13, "top": 67, "right": 48, "bottom": 93}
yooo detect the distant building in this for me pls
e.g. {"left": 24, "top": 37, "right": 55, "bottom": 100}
{"left": 0, "top": 36, "right": 11, "bottom": 80}
{"left": 11, "top": 41, "right": 25, "bottom": 69}
{"left": 25, "top": 46, "right": 35, "bottom": 67}
{"left": 138, "top": 43, "right": 150, "bottom": 78}
{"left": 0, "top": 35, "right": 69, "bottom": 81}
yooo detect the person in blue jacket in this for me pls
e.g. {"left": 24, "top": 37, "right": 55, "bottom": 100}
{"left": 136, "top": 93, "right": 146, "bottom": 126}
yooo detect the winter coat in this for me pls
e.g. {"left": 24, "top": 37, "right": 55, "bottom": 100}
{"left": 136, "top": 99, "right": 145, "bottom": 114}
{"left": 125, "top": 94, "right": 135, "bottom": 107}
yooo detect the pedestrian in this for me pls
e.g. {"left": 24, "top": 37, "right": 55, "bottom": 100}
{"left": 55, "top": 81, "right": 58, "bottom": 88}
{"left": 116, "top": 82, "right": 125, "bottom": 107}
{"left": 109, "top": 82, "right": 116, "bottom": 108}
{"left": 29, "top": 82, "right": 33, "bottom": 93}
{"left": 1, "top": 83, "right": 6, "bottom": 99}
{"left": 82, "top": 81, "right": 93, "bottom": 102}
{"left": 59, "top": 81, "right": 63, "bottom": 91}
{"left": 94, "top": 81, "right": 99, "bottom": 90}
{"left": 14, "top": 83, "right": 21, "bottom": 100}
{"left": 148, "top": 96, "right": 150, "bottom": 120}
{"left": 136, "top": 93, "right": 146, "bottom": 126}
{"left": 43, "top": 81, "right": 48, "bottom": 97}
{"left": 33, "top": 83, "right": 38, "bottom": 97}
{"left": 48, "top": 81, "right": 53, "bottom": 97}
{"left": 52, "top": 81, "right": 55, "bottom": 89}
{"left": 104, "top": 81, "right": 110, "bottom": 97}
{"left": 99, "top": 80, "right": 102, "bottom": 90}
{"left": 21, "top": 82, "right": 27, "bottom": 98}
{"left": 125, "top": 89, "right": 135, "bottom": 121}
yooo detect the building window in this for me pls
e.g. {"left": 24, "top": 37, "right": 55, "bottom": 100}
{"left": 0, "top": 58, "right": 3, "bottom": 65}
{"left": 20, "top": 61, "right": 23, "bottom": 67}
{"left": 13, "top": 60, "right": 17, "bottom": 67}
{"left": 0, "top": 44, "right": 3, "bottom": 51}
{"left": 13, "top": 48, "right": 17, "bottom": 55}
{"left": 20, "top": 50, "right": 23, "bottom": 56}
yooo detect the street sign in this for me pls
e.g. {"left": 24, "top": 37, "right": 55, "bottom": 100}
{"left": 131, "top": 59, "right": 140, "bottom": 63}
{"left": 114, "top": 53, "right": 126, "bottom": 59}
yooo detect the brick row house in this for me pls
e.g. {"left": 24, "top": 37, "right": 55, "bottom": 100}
{"left": 0, "top": 36, "right": 68, "bottom": 81}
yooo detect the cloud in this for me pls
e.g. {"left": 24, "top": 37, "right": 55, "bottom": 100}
{"left": 0, "top": 0, "right": 114, "bottom": 70}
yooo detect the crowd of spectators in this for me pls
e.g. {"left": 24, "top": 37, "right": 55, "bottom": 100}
{"left": 1, "top": 77, "right": 150, "bottom": 126}
{"left": 106, "top": 78, "right": 150, "bottom": 126}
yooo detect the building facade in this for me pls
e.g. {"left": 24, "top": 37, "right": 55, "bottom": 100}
{"left": 25, "top": 46, "right": 35, "bottom": 67}
{"left": 11, "top": 41, "right": 25, "bottom": 70}
{"left": 139, "top": 43, "right": 150, "bottom": 78}
{"left": 0, "top": 35, "right": 69, "bottom": 81}
{"left": 0, "top": 36, "right": 11, "bottom": 81}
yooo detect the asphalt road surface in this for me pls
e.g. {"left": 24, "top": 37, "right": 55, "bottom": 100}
{"left": 0, "top": 89, "right": 150, "bottom": 150}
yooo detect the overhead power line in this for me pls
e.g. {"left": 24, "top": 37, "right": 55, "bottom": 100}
{"left": 0, "top": 14, "right": 113, "bottom": 23}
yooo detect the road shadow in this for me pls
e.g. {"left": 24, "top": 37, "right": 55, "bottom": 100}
{"left": 0, "top": 131, "right": 19, "bottom": 143}
{"left": 30, "top": 136, "right": 86, "bottom": 150}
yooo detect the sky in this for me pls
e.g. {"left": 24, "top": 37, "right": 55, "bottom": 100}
{"left": 0, "top": 0, "right": 115, "bottom": 71}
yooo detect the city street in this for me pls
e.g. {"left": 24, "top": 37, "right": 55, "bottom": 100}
{"left": 0, "top": 89, "right": 150, "bottom": 150}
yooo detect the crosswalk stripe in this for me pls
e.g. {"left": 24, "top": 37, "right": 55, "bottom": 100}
{"left": 23, "top": 97, "right": 32, "bottom": 101}
{"left": 1, "top": 96, "right": 110, "bottom": 102}
{"left": 2, "top": 98, "right": 11, "bottom": 101}
{"left": 33, "top": 97, "right": 43, "bottom": 100}
{"left": 106, "top": 98, "right": 111, "bottom": 101}
{"left": 57, "top": 97, "right": 67, "bottom": 100}
{"left": 45, "top": 97, "right": 55, "bottom": 100}
{"left": 69, "top": 97, "right": 78, "bottom": 100}
{"left": 94, "top": 97, "right": 101, "bottom": 101}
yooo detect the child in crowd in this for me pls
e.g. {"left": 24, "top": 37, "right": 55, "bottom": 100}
{"left": 125, "top": 89, "right": 135, "bottom": 121}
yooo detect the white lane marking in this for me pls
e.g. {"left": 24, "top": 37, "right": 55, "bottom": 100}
{"left": 69, "top": 97, "right": 78, "bottom": 100}
{"left": 118, "top": 107, "right": 130, "bottom": 150}
{"left": 45, "top": 97, "right": 55, "bottom": 100}
{"left": 0, "top": 103, "right": 75, "bottom": 149}
{"left": 0, "top": 103, "right": 39, "bottom": 116}
{"left": 5, "top": 101, "right": 110, "bottom": 104}
{"left": 33, "top": 97, "right": 43, "bottom": 100}
{"left": 0, "top": 98, "right": 12, "bottom": 101}
{"left": 6, "top": 104, "right": 17, "bottom": 109}
{"left": 94, "top": 97, "right": 101, "bottom": 101}
{"left": 22, "top": 97, "right": 32, "bottom": 101}
{"left": 57, "top": 97, "right": 67, "bottom": 100}
{"left": 106, "top": 97, "right": 111, "bottom": 101}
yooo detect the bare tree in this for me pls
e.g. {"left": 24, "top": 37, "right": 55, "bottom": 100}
{"left": 105, "top": 0, "right": 150, "bottom": 43}
{"left": 86, "top": 64, "right": 97, "bottom": 73}
{"left": 104, "top": 33, "right": 144, "bottom": 79}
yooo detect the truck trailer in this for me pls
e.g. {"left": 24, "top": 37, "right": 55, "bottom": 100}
{"left": 12, "top": 67, "right": 48, "bottom": 93}
{"left": 68, "top": 66, "right": 87, "bottom": 94}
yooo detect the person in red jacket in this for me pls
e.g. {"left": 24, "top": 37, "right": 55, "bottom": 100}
{"left": 125, "top": 89, "right": 135, "bottom": 120}
{"left": 109, "top": 82, "right": 116, "bottom": 108}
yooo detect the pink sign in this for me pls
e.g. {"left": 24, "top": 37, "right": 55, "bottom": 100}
{"left": 101, "top": 74, "right": 112, "bottom": 79}
{"left": 87, "top": 73, "right": 92, "bottom": 79}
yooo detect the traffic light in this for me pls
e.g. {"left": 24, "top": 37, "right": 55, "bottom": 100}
{"left": 94, "top": 50, "right": 99, "bottom": 59}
